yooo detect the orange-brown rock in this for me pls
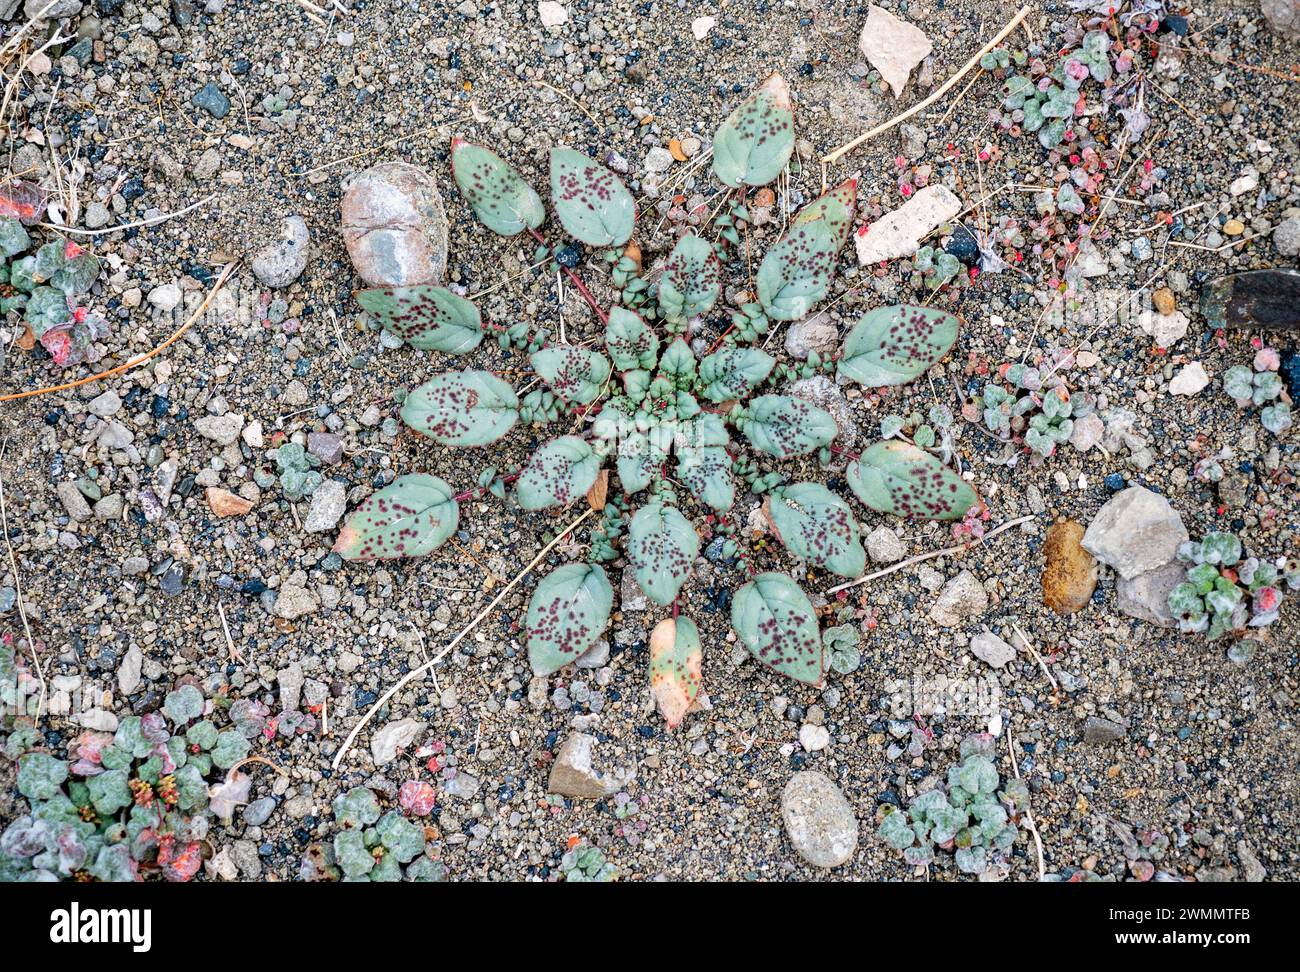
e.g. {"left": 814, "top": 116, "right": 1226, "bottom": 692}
{"left": 1042, "top": 519, "right": 1098, "bottom": 614}
{"left": 207, "top": 487, "right": 253, "bottom": 517}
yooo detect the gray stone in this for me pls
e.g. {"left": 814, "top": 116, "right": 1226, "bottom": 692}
{"left": 250, "top": 214, "right": 309, "bottom": 288}
{"left": 783, "top": 312, "right": 838, "bottom": 360}
{"left": 865, "top": 525, "right": 905, "bottom": 563}
{"left": 370, "top": 718, "right": 425, "bottom": 766}
{"left": 341, "top": 162, "right": 448, "bottom": 287}
{"left": 929, "top": 570, "right": 988, "bottom": 627}
{"left": 575, "top": 639, "right": 610, "bottom": 669}
{"left": 117, "top": 644, "right": 143, "bottom": 696}
{"left": 1081, "top": 486, "right": 1188, "bottom": 580}
{"left": 443, "top": 771, "right": 481, "bottom": 801}
{"left": 303, "top": 479, "right": 347, "bottom": 533}
{"left": 1262, "top": 0, "right": 1300, "bottom": 41}
{"left": 93, "top": 494, "right": 124, "bottom": 521}
{"left": 307, "top": 431, "right": 344, "bottom": 464}
{"left": 781, "top": 771, "right": 858, "bottom": 868}
{"left": 56, "top": 481, "right": 92, "bottom": 522}
{"left": 1115, "top": 561, "right": 1183, "bottom": 627}
{"left": 548, "top": 732, "right": 634, "bottom": 798}
{"left": 243, "top": 797, "right": 276, "bottom": 827}
{"left": 1237, "top": 840, "right": 1268, "bottom": 882}
{"left": 87, "top": 390, "right": 121, "bottom": 417}
{"left": 1273, "top": 216, "right": 1300, "bottom": 257}
{"left": 970, "top": 630, "right": 1016, "bottom": 668}
{"left": 273, "top": 583, "right": 319, "bottom": 621}
{"left": 148, "top": 282, "right": 182, "bottom": 311}
{"left": 1083, "top": 715, "right": 1127, "bottom": 744}
{"left": 277, "top": 661, "right": 304, "bottom": 711}
{"left": 191, "top": 81, "right": 230, "bottom": 118}
{"left": 24, "top": 0, "right": 82, "bottom": 17}
{"left": 620, "top": 567, "right": 648, "bottom": 612}
{"left": 194, "top": 413, "right": 245, "bottom": 446}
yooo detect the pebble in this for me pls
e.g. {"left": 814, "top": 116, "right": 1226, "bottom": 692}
{"left": 1083, "top": 716, "right": 1127, "bottom": 745}
{"left": 273, "top": 582, "right": 319, "bottom": 621}
{"left": 799, "top": 723, "right": 830, "bottom": 751}
{"left": 970, "top": 630, "right": 1017, "bottom": 668}
{"left": 341, "top": 161, "right": 449, "bottom": 287}
{"left": 1041, "top": 520, "right": 1098, "bottom": 615}
{"left": 780, "top": 771, "right": 858, "bottom": 868}
{"left": 191, "top": 81, "right": 230, "bottom": 118}
{"left": 1152, "top": 287, "right": 1176, "bottom": 315}
{"left": 1222, "top": 218, "right": 1245, "bottom": 236}
{"left": 1272, "top": 216, "right": 1300, "bottom": 257}
{"left": 250, "top": 214, "right": 310, "bottom": 288}
{"left": 148, "top": 283, "right": 182, "bottom": 311}
{"left": 243, "top": 798, "right": 276, "bottom": 827}
{"left": 1169, "top": 361, "right": 1209, "bottom": 396}
{"left": 548, "top": 732, "right": 634, "bottom": 799}
{"left": 928, "top": 570, "right": 988, "bottom": 627}
{"left": 303, "top": 479, "right": 347, "bottom": 533}
{"left": 1081, "top": 486, "right": 1188, "bottom": 580}
{"left": 55, "top": 481, "right": 92, "bottom": 522}
{"left": 1137, "top": 308, "right": 1190, "bottom": 348}
{"left": 87, "top": 391, "right": 120, "bottom": 419}
{"left": 783, "top": 312, "right": 839, "bottom": 360}
{"left": 864, "top": 525, "right": 905, "bottom": 563}
{"left": 537, "top": 0, "right": 567, "bottom": 27}
{"left": 370, "top": 718, "right": 425, "bottom": 766}
{"left": 207, "top": 487, "right": 253, "bottom": 517}
{"left": 1115, "top": 561, "right": 1182, "bottom": 628}
{"left": 194, "top": 413, "right": 245, "bottom": 446}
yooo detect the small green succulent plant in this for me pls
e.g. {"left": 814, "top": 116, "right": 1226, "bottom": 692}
{"left": 996, "top": 31, "right": 1113, "bottom": 150}
{"left": 560, "top": 841, "right": 616, "bottom": 882}
{"left": 1166, "top": 532, "right": 1298, "bottom": 639}
{"left": 876, "top": 733, "right": 1028, "bottom": 876}
{"left": 974, "top": 362, "right": 1088, "bottom": 458}
{"left": 335, "top": 74, "right": 979, "bottom": 733}
{"left": 1222, "top": 349, "right": 1291, "bottom": 436}
{"left": 302, "top": 785, "right": 444, "bottom": 882}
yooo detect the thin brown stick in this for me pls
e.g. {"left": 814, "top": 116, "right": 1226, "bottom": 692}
{"left": 217, "top": 601, "right": 243, "bottom": 665}
{"left": 825, "top": 514, "right": 1036, "bottom": 596}
{"left": 531, "top": 79, "right": 598, "bottom": 126}
{"left": 0, "top": 439, "right": 45, "bottom": 723}
{"left": 0, "top": 260, "right": 238, "bottom": 403}
{"left": 822, "top": 5, "right": 1031, "bottom": 164}
{"left": 331, "top": 508, "right": 596, "bottom": 771}
{"left": 1011, "top": 622, "right": 1058, "bottom": 691}
{"left": 1005, "top": 723, "right": 1046, "bottom": 880}
{"left": 40, "top": 194, "right": 217, "bottom": 237}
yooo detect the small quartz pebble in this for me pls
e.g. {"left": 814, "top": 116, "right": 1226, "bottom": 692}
{"left": 1152, "top": 287, "right": 1176, "bottom": 315}
{"left": 207, "top": 487, "right": 253, "bottom": 517}
{"left": 781, "top": 771, "right": 858, "bottom": 868}
{"left": 799, "top": 724, "right": 830, "bottom": 751}
{"left": 691, "top": 15, "right": 715, "bottom": 40}
{"left": 537, "top": 1, "right": 567, "bottom": 28}
{"left": 1169, "top": 361, "right": 1210, "bottom": 396}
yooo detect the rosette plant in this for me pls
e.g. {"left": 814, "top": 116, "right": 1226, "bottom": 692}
{"left": 334, "top": 75, "right": 976, "bottom": 727}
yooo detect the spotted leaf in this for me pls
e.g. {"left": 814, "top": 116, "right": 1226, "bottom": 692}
{"left": 617, "top": 422, "right": 673, "bottom": 496}
{"left": 731, "top": 572, "right": 823, "bottom": 684}
{"left": 846, "top": 441, "right": 978, "bottom": 521}
{"left": 649, "top": 616, "right": 703, "bottom": 730}
{"left": 658, "top": 233, "right": 722, "bottom": 321}
{"left": 697, "top": 346, "right": 775, "bottom": 403}
{"left": 401, "top": 370, "right": 519, "bottom": 447}
{"left": 756, "top": 217, "right": 837, "bottom": 321}
{"left": 333, "top": 474, "right": 459, "bottom": 560}
{"left": 792, "top": 178, "right": 857, "bottom": 250}
{"left": 604, "top": 306, "right": 659, "bottom": 371}
{"left": 837, "top": 305, "right": 960, "bottom": 387}
{"left": 356, "top": 285, "right": 484, "bottom": 353}
{"left": 526, "top": 563, "right": 613, "bottom": 675}
{"left": 450, "top": 137, "right": 545, "bottom": 236}
{"left": 734, "top": 394, "right": 837, "bottom": 458}
{"left": 517, "top": 435, "right": 602, "bottom": 510}
{"left": 766, "top": 483, "right": 865, "bottom": 579}
{"left": 675, "top": 413, "right": 734, "bottom": 512}
{"left": 530, "top": 345, "right": 611, "bottom": 406}
{"left": 711, "top": 73, "right": 795, "bottom": 188}
{"left": 627, "top": 501, "right": 700, "bottom": 606}
{"left": 550, "top": 147, "right": 635, "bottom": 247}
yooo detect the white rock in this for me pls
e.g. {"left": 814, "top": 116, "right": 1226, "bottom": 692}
{"left": 970, "top": 630, "right": 1017, "bottom": 668}
{"left": 799, "top": 724, "right": 830, "bottom": 751}
{"left": 241, "top": 420, "right": 264, "bottom": 448}
{"left": 537, "top": 1, "right": 567, "bottom": 28}
{"left": 1081, "top": 486, "right": 1188, "bottom": 580}
{"left": 1137, "top": 308, "right": 1190, "bottom": 348}
{"left": 370, "top": 718, "right": 425, "bottom": 766}
{"left": 865, "top": 526, "right": 905, "bottom": 563}
{"left": 303, "top": 479, "right": 347, "bottom": 533}
{"left": 194, "top": 413, "right": 245, "bottom": 446}
{"left": 855, "top": 185, "right": 961, "bottom": 264}
{"left": 691, "top": 15, "right": 716, "bottom": 40}
{"left": 548, "top": 732, "right": 635, "bottom": 798}
{"left": 1229, "top": 169, "right": 1259, "bottom": 196}
{"left": 87, "top": 390, "right": 121, "bottom": 417}
{"left": 781, "top": 771, "right": 858, "bottom": 868}
{"left": 1169, "top": 361, "right": 1209, "bottom": 396}
{"left": 929, "top": 570, "right": 988, "bottom": 627}
{"left": 859, "top": 4, "right": 932, "bottom": 98}
{"left": 783, "top": 312, "right": 838, "bottom": 360}
{"left": 148, "top": 282, "right": 182, "bottom": 311}
{"left": 118, "top": 644, "right": 143, "bottom": 696}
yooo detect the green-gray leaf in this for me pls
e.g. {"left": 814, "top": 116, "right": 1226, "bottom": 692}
{"left": 450, "top": 137, "right": 545, "bottom": 236}
{"left": 550, "top": 147, "right": 635, "bottom": 247}
{"left": 756, "top": 218, "right": 836, "bottom": 321}
{"left": 530, "top": 345, "right": 611, "bottom": 406}
{"left": 356, "top": 285, "right": 484, "bottom": 353}
{"left": 697, "top": 346, "right": 775, "bottom": 402}
{"left": 658, "top": 233, "right": 722, "bottom": 321}
{"left": 846, "top": 441, "right": 978, "bottom": 521}
{"left": 792, "top": 179, "right": 857, "bottom": 250}
{"left": 401, "top": 370, "right": 519, "bottom": 447}
{"left": 735, "top": 395, "right": 837, "bottom": 458}
{"left": 627, "top": 502, "right": 700, "bottom": 606}
{"left": 675, "top": 413, "right": 734, "bottom": 512}
{"left": 604, "top": 306, "right": 659, "bottom": 371}
{"left": 334, "top": 474, "right": 460, "bottom": 560}
{"left": 837, "top": 305, "right": 960, "bottom": 387}
{"left": 767, "top": 483, "right": 865, "bottom": 578}
{"left": 731, "top": 572, "right": 822, "bottom": 683}
{"left": 711, "top": 73, "right": 795, "bottom": 188}
{"left": 526, "top": 563, "right": 613, "bottom": 675}
{"left": 517, "top": 436, "right": 602, "bottom": 510}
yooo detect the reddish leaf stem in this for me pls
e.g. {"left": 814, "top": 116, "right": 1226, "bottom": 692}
{"left": 528, "top": 228, "right": 608, "bottom": 326}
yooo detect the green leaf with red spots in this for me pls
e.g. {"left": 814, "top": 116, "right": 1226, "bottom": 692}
{"left": 550, "top": 147, "right": 635, "bottom": 247}
{"left": 333, "top": 474, "right": 459, "bottom": 560}
{"left": 755, "top": 217, "right": 836, "bottom": 321}
{"left": 837, "top": 305, "right": 960, "bottom": 387}
{"left": 517, "top": 435, "right": 602, "bottom": 510}
{"left": 649, "top": 616, "right": 703, "bottom": 730}
{"left": 356, "top": 285, "right": 484, "bottom": 353}
{"left": 450, "top": 137, "right": 545, "bottom": 237}
{"left": 530, "top": 345, "right": 612, "bottom": 406}
{"left": 400, "top": 370, "right": 519, "bottom": 447}
{"left": 658, "top": 233, "right": 722, "bottom": 322}
{"left": 711, "top": 73, "right": 795, "bottom": 188}
{"left": 846, "top": 441, "right": 978, "bottom": 521}
{"left": 675, "top": 412, "right": 734, "bottom": 512}
{"left": 604, "top": 305, "right": 659, "bottom": 371}
{"left": 766, "top": 483, "right": 865, "bottom": 579}
{"left": 792, "top": 178, "right": 857, "bottom": 250}
{"left": 526, "top": 562, "right": 613, "bottom": 676}
{"left": 697, "top": 346, "right": 775, "bottom": 403}
{"left": 733, "top": 394, "right": 837, "bottom": 458}
{"left": 627, "top": 500, "right": 700, "bottom": 606}
{"left": 616, "top": 422, "right": 673, "bottom": 496}
{"left": 731, "top": 572, "right": 822, "bottom": 684}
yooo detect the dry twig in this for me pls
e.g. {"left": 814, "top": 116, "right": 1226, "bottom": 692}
{"left": 0, "top": 439, "right": 45, "bottom": 723}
